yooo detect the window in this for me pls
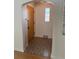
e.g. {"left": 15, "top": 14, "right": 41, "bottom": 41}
{"left": 45, "top": 8, "right": 50, "bottom": 22}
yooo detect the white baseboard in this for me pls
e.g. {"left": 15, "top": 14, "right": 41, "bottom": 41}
{"left": 14, "top": 43, "right": 28, "bottom": 52}
{"left": 14, "top": 48, "right": 24, "bottom": 52}
{"left": 51, "top": 55, "right": 54, "bottom": 59}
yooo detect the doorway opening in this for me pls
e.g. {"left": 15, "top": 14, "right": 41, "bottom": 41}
{"left": 22, "top": 0, "right": 54, "bottom": 58}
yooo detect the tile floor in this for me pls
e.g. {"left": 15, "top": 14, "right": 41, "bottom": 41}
{"left": 25, "top": 37, "right": 52, "bottom": 58}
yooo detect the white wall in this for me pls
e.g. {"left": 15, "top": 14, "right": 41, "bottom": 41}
{"left": 34, "top": 3, "right": 53, "bottom": 38}
{"left": 14, "top": 0, "right": 23, "bottom": 52}
{"left": 51, "top": 7, "right": 65, "bottom": 59}
{"left": 14, "top": 0, "right": 32, "bottom": 52}
{"left": 22, "top": 5, "right": 29, "bottom": 51}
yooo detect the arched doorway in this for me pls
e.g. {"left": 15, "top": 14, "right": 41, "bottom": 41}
{"left": 22, "top": 0, "right": 55, "bottom": 58}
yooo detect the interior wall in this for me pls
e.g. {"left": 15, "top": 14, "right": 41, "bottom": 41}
{"left": 34, "top": 3, "right": 53, "bottom": 38}
{"left": 22, "top": 5, "right": 28, "bottom": 50}
{"left": 14, "top": 0, "right": 32, "bottom": 52}
{"left": 14, "top": 0, "right": 24, "bottom": 52}
{"left": 51, "top": 6, "right": 65, "bottom": 59}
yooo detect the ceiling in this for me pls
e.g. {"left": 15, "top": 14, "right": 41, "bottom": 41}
{"left": 47, "top": 0, "right": 65, "bottom": 8}
{"left": 22, "top": 0, "right": 65, "bottom": 9}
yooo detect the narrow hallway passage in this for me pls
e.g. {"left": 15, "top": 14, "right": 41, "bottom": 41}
{"left": 25, "top": 37, "right": 52, "bottom": 58}
{"left": 14, "top": 37, "right": 52, "bottom": 59}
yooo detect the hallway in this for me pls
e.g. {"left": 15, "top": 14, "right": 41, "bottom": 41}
{"left": 14, "top": 0, "right": 65, "bottom": 59}
{"left": 14, "top": 38, "right": 52, "bottom": 59}
{"left": 25, "top": 37, "right": 52, "bottom": 58}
